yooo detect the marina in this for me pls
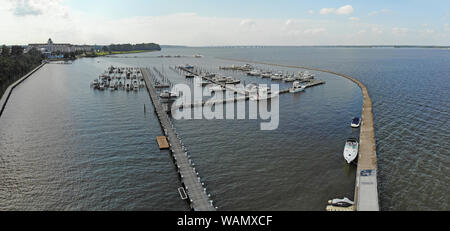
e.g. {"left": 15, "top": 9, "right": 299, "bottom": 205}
{"left": 1, "top": 46, "right": 446, "bottom": 212}
{"left": 218, "top": 57, "right": 379, "bottom": 211}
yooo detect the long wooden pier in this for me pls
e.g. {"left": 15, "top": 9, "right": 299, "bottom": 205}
{"left": 217, "top": 58, "right": 379, "bottom": 211}
{"left": 141, "top": 68, "right": 216, "bottom": 211}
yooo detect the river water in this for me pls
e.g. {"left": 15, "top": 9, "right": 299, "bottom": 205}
{"left": 0, "top": 47, "right": 448, "bottom": 210}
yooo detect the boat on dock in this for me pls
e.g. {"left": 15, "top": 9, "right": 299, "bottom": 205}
{"left": 160, "top": 90, "right": 179, "bottom": 99}
{"left": 247, "top": 70, "right": 261, "bottom": 76}
{"left": 343, "top": 138, "right": 359, "bottom": 164}
{"left": 271, "top": 73, "right": 284, "bottom": 80}
{"left": 289, "top": 81, "right": 306, "bottom": 93}
{"left": 225, "top": 77, "right": 240, "bottom": 84}
{"left": 328, "top": 197, "right": 354, "bottom": 207}
{"left": 209, "top": 84, "right": 226, "bottom": 92}
{"left": 351, "top": 117, "right": 361, "bottom": 128}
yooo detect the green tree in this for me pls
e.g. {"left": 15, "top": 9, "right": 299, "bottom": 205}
{"left": 1, "top": 45, "right": 10, "bottom": 57}
{"left": 11, "top": 46, "right": 24, "bottom": 56}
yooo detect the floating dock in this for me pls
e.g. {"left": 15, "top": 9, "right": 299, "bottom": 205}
{"left": 156, "top": 136, "right": 170, "bottom": 149}
{"left": 141, "top": 67, "right": 216, "bottom": 211}
{"left": 218, "top": 58, "right": 379, "bottom": 211}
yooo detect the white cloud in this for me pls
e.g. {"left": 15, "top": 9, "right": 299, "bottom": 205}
{"left": 0, "top": 1, "right": 448, "bottom": 46}
{"left": 308, "top": 10, "right": 314, "bottom": 14}
{"left": 349, "top": 17, "right": 360, "bottom": 21}
{"left": 320, "top": 5, "right": 354, "bottom": 16}
{"left": 320, "top": 8, "right": 335, "bottom": 15}
{"left": 336, "top": 5, "right": 354, "bottom": 15}
{"left": 368, "top": 11, "right": 378, "bottom": 16}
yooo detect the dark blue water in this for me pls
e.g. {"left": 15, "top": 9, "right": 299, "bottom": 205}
{"left": 0, "top": 47, "right": 448, "bottom": 210}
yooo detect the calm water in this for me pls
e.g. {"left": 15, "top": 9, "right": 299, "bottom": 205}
{"left": 0, "top": 47, "right": 448, "bottom": 210}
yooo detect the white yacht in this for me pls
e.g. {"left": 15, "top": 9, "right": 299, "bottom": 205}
{"left": 343, "top": 138, "right": 359, "bottom": 164}
{"left": 290, "top": 81, "right": 306, "bottom": 93}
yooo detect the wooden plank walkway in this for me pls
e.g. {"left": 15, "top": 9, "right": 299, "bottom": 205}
{"left": 217, "top": 58, "right": 379, "bottom": 211}
{"left": 141, "top": 68, "right": 215, "bottom": 211}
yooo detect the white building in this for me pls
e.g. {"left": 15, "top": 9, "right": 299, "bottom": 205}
{"left": 27, "top": 38, "right": 92, "bottom": 53}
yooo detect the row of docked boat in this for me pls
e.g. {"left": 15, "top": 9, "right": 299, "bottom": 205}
{"left": 219, "top": 64, "right": 316, "bottom": 82}
{"left": 326, "top": 117, "right": 362, "bottom": 210}
{"left": 91, "top": 66, "right": 146, "bottom": 91}
{"left": 248, "top": 69, "right": 315, "bottom": 82}
{"left": 343, "top": 117, "right": 362, "bottom": 164}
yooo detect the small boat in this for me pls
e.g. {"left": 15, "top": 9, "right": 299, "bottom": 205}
{"left": 184, "top": 64, "right": 194, "bottom": 69}
{"left": 343, "top": 138, "right": 359, "bottom": 164}
{"left": 327, "top": 197, "right": 354, "bottom": 208}
{"left": 271, "top": 73, "right": 284, "bottom": 80}
{"left": 160, "top": 90, "right": 179, "bottom": 98}
{"left": 209, "top": 84, "right": 225, "bottom": 92}
{"left": 261, "top": 72, "right": 272, "bottom": 78}
{"left": 351, "top": 117, "right": 361, "bottom": 128}
{"left": 225, "top": 77, "right": 240, "bottom": 84}
{"left": 247, "top": 70, "right": 261, "bottom": 76}
{"left": 290, "top": 81, "right": 306, "bottom": 93}
{"left": 99, "top": 82, "right": 105, "bottom": 90}
{"left": 284, "top": 77, "right": 296, "bottom": 82}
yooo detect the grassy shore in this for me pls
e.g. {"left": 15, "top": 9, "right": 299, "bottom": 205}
{"left": 82, "top": 50, "right": 154, "bottom": 58}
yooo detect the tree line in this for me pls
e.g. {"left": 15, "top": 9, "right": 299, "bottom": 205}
{"left": 0, "top": 45, "right": 43, "bottom": 99}
{"left": 106, "top": 43, "right": 161, "bottom": 52}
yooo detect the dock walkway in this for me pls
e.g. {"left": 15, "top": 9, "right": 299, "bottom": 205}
{"left": 141, "top": 68, "right": 215, "bottom": 211}
{"left": 217, "top": 58, "right": 379, "bottom": 211}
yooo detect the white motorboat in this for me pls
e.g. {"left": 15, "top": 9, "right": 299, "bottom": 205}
{"left": 270, "top": 74, "right": 284, "bottom": 80}
{"left": 351, "top": 117, "right": 362, "bottom": 128}
{"left": 343, "top": 138, "right": 359, "bottom": 164}
{"left": 247, "top": 70, "right": 261, "bottom": 76}
{"left": 160, "top": 90, "right": 179, "bottom": 98}
{"left": 327, "top": 198, "right": 354, "bottom": 207}
{"left": 225, "top": 77, "right": 240, "bottom": 84}
{"left": 209, "top": 84, "right": 225, "bottom": 92}
{"left": 289, "top": 81, "right": 306, "bottom": 93}
{"left": 284, "top": 75, "right": 296, "bottom": 82}
{"left": 261, "top": 72, "right": 272, "bottom": 78}
{"left": 91, "top": 79, "right": 99, "bottom": 86}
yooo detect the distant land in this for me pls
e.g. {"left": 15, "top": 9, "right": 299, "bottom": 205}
{"left": 192, "top": 45, "right": 450, "bottom": 49}
{"left": 160, "top": 45, "right": 188, "bottom": 48}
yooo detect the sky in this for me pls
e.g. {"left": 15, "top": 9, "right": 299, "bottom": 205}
{"left": 1, "top": 0, "right": 449, "bottom": 46}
